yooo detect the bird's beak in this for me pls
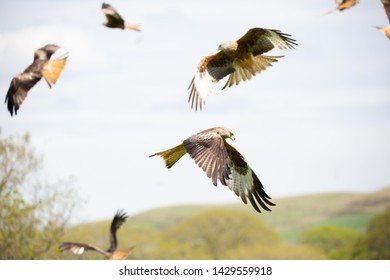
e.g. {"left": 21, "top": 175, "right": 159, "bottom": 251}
{"left": 230, "top": 134, "right": 235, "bottom": 141}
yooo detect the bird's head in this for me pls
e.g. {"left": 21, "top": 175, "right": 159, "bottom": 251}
{"left": 217, "top": 41, "right": 238, "bottom": 53}
{"left": 215, "top": 127, "right": 235, "bottom": 141}
{"left": 34, "top": 44, "right": 60, "bottom": 60}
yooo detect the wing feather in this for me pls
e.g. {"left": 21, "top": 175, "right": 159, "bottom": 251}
{"left": 5, "top": 72, "right": 42, "bottom": 116}
{"left": 382, "top": 0, "right": 390, "bottom": 22}
{"left": 188, "top": 52, "right": 234, "bottom": 111}
{"left": 183, "top": 130, "right": 231, "bottom": 186}
{"left": 222, "top": 55, "right": 282, "bottom": 89}
{"left": 108, "top": 209, "right": 127, "bottom": 253}
{"left": 102, "top": 3, "right": 125, "bottom": 28}
{"left": 59, "top": 242, "right": 110, "bottom": 258}
{"left": 224, "top": 141, "right": 275, "bottom": 213}
{"left": 237, "top": 28, "right": 297, "bottom": 56}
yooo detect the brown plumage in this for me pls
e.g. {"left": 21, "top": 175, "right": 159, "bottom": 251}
{"left": 101, "top": 2, "right": 140, "bottom": 31}
{"left": 188, "top": 27, "right": 296, "bottom": 110}
{"left": 59, "top": 210, "right": 134, "bottom": 260}
{"left": 150, "top": 127, "right": 275, "bottom": 213}
{"left": 375, "top": 0, "right": 390, "bottom": 39}
{"left": 324, "top": 0, "right": 359, "bottom": 15}
{"left": 4, "top": 44, "right": 68, "bottom": 116}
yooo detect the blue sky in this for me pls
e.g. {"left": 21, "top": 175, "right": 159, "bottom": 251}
{"left": 1, "top": 0, "right": 389, "bottom": 223}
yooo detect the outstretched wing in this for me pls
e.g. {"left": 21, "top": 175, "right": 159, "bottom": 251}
{"left": 102, "top": 2, "right": 125, "bottom": 28}
{"left": 236, "top": 28, "right": 297, "bottom": 56}
{"left": 107, "top": 209, "right": 128, "bottom": 253}
{"left": 382, "top": 0, "right": 390, "bottom": 22}
{"left": 59, "top": 242, "right": 110, "bottom": 258}
{"left": 224, "top": 141, "right": 275, "bottom": 213}
{"left": 183, "top": 129, "right": 231, "bottom": 186}
{"left": 5, "top": 72, "right": 42, "bottom": 116}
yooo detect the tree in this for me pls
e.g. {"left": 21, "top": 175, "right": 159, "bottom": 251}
{"left": 351, "top": 209, "right": 390, "bottom": 260}
{"left": 0, "top": 129, "right": 78, "bottom": 259}
{"left": 301, "top": 225, "right": 359, "bottom": 259}
{"left": 152, "top": 209, "right": 280, "bottom": 259}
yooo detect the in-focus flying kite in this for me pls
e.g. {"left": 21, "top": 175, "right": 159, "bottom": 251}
{"left": 101, "top": 2, "right": 141, "bottom": 31}
{"left": 150, "top": 127, "right": 275, "bottom": 213}
{"left": 375, "top": 0, "right": 390, "bottom": 39}
{"left": 4, "top": 44, "right": 68, "bottom": 116}
{"left": 188, "top": 27, "right": 296, "bottom": 110}
{"left": 59, "top": 210, "right": 134, "bottom": 260}
{"left": 324, "top": 0, "right": 359, "bottom": 15}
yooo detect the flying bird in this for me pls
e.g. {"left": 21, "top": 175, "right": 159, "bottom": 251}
{"left": 59, "top": 210, "right": 134, "bottom": 260}
{"left": 324, "top": 0, "right": 359, "bottom": 15}
{"left": 101, "top": 2, "right": 141, "bottom": 31}
{"left": 4, "top": 44, "right": 68, "bottom": 116}
{"left": 150, "top": 127, "right": 275, "bottom": 213}
{"left": 188, "top": 27, "right": 296, "bottom": 110}
{"left": 375, "top": 0, "right": 390, "bottom": 39}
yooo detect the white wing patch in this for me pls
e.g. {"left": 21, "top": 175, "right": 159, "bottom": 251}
{"left": 72, "top": 246, "right": 85, "bottom": 255}
{"left": 267, "top": 30, "right": 292, "bottom": 50}
{"left": 226, "top": 167, "right": 253, "bottom": 204}
{"left": 188, "top": 68, "right": 216, "bottom": 110}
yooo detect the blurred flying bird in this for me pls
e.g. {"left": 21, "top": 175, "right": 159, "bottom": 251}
{"left": 150, "top": 127, "right": 275, "bottom": 213}
{"left": 4, "top": 44, "right": 68, "bottom": 116}
{"left": 324, "top": 0, "right": 359, "bottom": 15}
{"left": 101, "top": 2, "right": 141, "bottom": 31}
{"left": 375, "top": 0, "right": 390, "bottom": 39}
{"left": 59, "top": 210, "right": 134, "bottom": 260}
{"left": 188, "top": 27, "right": 296, "bottom": 110}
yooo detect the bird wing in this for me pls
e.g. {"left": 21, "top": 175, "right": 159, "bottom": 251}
{"left": 4, "top": 71, "right": 42, "bottom": 116}
{"left": 221, "top": 54, "right": 282, "bottom": 90}
{"left": 382, "top": 0, "right": 390, "bottom": 22}
{"left": 183, "top": 129, "right": 231, "bottom": 186}
{"left": 188, "top": 52, "right": 234, "bottom": 110}
{"left": 41, "top": 53, "right": 68, "bottom": 88}
{"left": 223, "top": 141, "right": 275, "bottom": 213}
{"left": 59, "top": 242, "right": 110, "bottom": 258}
{"left": 107, "top": 209, "right": 128, "bottom": 253}
{"left": 221, "top": 28, "right": 296, "bottom": 90}
{"left": 102, "top": 3, "right": 125, "bottom": 27}
{"left": 236, "top": 28, "right": 297, "bottom": 56}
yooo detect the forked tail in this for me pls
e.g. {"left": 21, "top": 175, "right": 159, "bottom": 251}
{"left": 150, "top": 144, "right": 186, "bottom": 168}
{"left": 42, "top": 53, "right": 69, "bottom": 88}
{"left": 125, "top": 24, "right": 141, "bottom": 32}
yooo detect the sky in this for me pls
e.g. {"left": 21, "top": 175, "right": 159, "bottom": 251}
{"left": 1, "top": 0, "right": 389, "bottom": 224}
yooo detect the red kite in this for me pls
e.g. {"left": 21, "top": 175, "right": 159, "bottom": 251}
{"left": 101, "top": 2, "right": 140, "bottom": 31}
{"left": 150, "top": 127, "right": 275, "bottom": 213}
{"left": 4, "top": 44, "right": 68, "bottom": 116}
{"left": 59, "top": 210, "right": 134, "bottom": 260}
{"left": 188, "top": 27, "right": 296, "bottom": 110}
{"left": 324, "top": 0, "right": 359, "bottom": 15}
{"left": 375, "top": 0, "right": 390, "bottom": 39}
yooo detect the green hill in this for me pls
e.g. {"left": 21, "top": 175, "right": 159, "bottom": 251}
{"left": 60, "top": 187, "right": 390, "bottom": 259}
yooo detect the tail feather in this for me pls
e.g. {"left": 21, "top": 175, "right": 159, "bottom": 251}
{"left": 125, "top": 24, "right": 141, "bottom": 32}
{"left": 150, "top": 144, "right": 186, "bottom": 168}
{"left": 42, "top": 54, "right": 69, "bottom": 88}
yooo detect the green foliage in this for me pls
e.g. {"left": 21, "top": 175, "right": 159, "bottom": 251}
{"left": 301, "top": 225, "right": 359, "bottom": 259}
{"left": 0, "top": 130, "right": 79, "bottom": 259}
{"left": 61, "top": 188, "right": 390, "bottom": 260}
{"left": 351, "top": 208, "right": 390, "bottom": 260}
{"left": 152, "top": 209, "right": 280, "bottom": 259}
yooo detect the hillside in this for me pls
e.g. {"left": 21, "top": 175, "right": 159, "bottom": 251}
{"left": 60, "top": 187, "right": 390, "bottom": 259}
